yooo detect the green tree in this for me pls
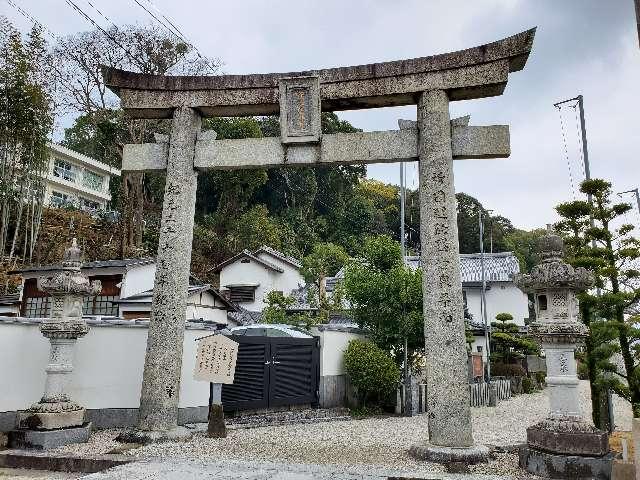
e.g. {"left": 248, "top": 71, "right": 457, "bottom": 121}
{"left": 262, "top": 290, "right": 315, "bottom": 328}
{"left": 343, "top": 339, "right": 400, "bottom": 407}
{"left": 0, "top": 18, "right": 54, "bottom": 268}
{"left": 555, "top": 178, "right": 640, "bottom": 417}
{"left": 301, "top": 242, "right": 349, "bottom": 310}
{"left": 490, "top": 312, "right": 538, "bottom": 364}
{"left": 343, "top": 235, "right": 423, "bottom": 363}
{"left": 504, "top": 228, "right": 547, "bottom": 273}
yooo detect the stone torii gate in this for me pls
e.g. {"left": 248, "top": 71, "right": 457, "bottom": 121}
{"left": 103, "top": 28, "right": 535, "bottom": 459}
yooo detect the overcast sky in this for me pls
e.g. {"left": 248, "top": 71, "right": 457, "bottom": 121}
{"left": 4, "top": 0, "right": 640, "bottom": 230}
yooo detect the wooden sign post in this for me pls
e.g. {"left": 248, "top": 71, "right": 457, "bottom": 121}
{"left": 194, "top": 335, "right": 238, "bottom": 438}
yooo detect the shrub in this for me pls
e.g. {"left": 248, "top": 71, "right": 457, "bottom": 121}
{"left": 491, "top": 363, "right": 527, "bottom": 378}
{"left": 522, "top": 377, "right": 535, "bottom": 394}
{"left": 343, "top": 340, "right": 400, "bottom": 406}
{"left": 534, "top": 371, "right": 546, "bottom": 385}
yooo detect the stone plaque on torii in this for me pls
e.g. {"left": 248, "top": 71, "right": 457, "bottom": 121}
{"left": 102, "top": 28, "right": 536, "bottom": 462}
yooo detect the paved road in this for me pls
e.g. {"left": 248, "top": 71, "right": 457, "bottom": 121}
{"left": 80, "top": 458, "right": 508, "bottom": 480}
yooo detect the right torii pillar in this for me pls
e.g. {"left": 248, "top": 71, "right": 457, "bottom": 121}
{"left": 410, "top": 90, "right": 489, "bottom": 467}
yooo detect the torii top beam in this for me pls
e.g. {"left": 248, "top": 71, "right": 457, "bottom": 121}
{"left": 102, "top": 28, "right": 535, "bottom": 119}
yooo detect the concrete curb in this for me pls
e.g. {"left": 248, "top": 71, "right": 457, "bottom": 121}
{"left": 0, "top": 449, "right": 132, "bottom": 473}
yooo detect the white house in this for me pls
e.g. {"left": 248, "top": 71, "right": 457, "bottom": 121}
{"left": 11, "top": 258, "right": 235, "bottom": 326}
{"left": 44, "top": 143, "right": 120, "bottom": 212}
{"left": 213, "top": 246, "right": 305, "bottom": 311}
{"left": 404, "top": 252, "right": 529, "bottom": 362}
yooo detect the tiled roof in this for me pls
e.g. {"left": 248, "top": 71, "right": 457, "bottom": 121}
{"left": 228, "top": 307, "right": 263, "bottom": 326}
{"left": 327, "top": 252, "right": 520, "bottom": 291}
{"left": 287, "top": 285, "right": 317, "bottom": 311}
{"left": 212, "top": 250, "right": 284, "bottom": 273}
{"left": 11, "top": 258, "right": 155, "bottom": 275}
{"left": 114, "top": 285, "right": 236, "bottom": 310}
{"left": 254, "top": 246, "right": 302, "bottom": 269}
{"left": 405, "top": 252, "right": 519, "bottom": 282}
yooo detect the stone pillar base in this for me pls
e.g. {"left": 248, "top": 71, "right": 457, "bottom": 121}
{"left": 115, "top": 426, "right": 196, "bottom": 445}
{"left": 519, "top": 446, "right": 613, "bottom": 480}
{"left": 17, "top": 408, "right": 85, "bottom": 430}
{"left": 207, "top": 404, "right": 226, "bottom": 438}
{"left": 409, "top": 443, "right": 489, "bottom": 471}
{"left": 527, "top": 419, "right": 609, "bottom": 456}
{"left": 8, "top": 422, "right": 91, "bottom": 450}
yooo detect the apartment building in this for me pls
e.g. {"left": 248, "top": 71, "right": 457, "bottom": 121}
{"left": 43, "top": 143, "right": 120, "bottom": 212}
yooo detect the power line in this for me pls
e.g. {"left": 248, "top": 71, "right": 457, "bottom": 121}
{"left": 141, "top": 0, "right": 208, "bottom": 61}
{"left": 81, "top": 0, "right": 120, "bottom": 31}
{"left": 131, "top": 0, "right": 208, "bottom": 62}
{"left": 556, "top": 105, "right": 577, "bottom": 199}
{"left": 63, "top": 0, "right": 142, "bottom": 69}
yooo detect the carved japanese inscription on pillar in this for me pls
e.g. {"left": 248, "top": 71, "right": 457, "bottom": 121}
{"left": 279, "top": 76, "right": 321, "bottom": 144}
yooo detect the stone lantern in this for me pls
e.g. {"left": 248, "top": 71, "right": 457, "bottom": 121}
{"left": 515, "top": 227, "right": 611, "bottom": 479}
{"left": 12, "top": 238, "right": 101, "bottom": 449}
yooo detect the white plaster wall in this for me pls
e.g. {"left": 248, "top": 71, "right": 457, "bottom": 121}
{"left": 220, "top": 260, "right": 301, "bottom": 311}
{"left": 0, "top": 322, "right": 211, "bottom": 413}
{"left": 311, "top": 328, "right": 366, "bottom": 377}
{"left": 254, "top": 253, "right": 305, "bottom": 293}
{"left": 120, "top": 263, "right": 157, "bottom": 298}
{"left": 464, "top": 282, "right": 529, "bottom": 327}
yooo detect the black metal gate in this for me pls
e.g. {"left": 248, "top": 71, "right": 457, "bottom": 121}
{"left": 221, "top": 336, "right": 320, "bottom": 411}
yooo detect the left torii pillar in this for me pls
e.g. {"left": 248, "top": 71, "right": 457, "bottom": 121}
{"left": 138, "top": 107, "right": 201, "bottom": 434}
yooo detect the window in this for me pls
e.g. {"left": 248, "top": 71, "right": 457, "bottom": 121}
{"left": 227, "top": 286, "right": 256, "bottom": 303}
{"left": 24, "top": 297, "right": 50, "bottom": 317}
{"left": 477, "top": 345, "right": 483, "bottom": 353}
{"left": 538, "top": 294, "right": 548, "bottom": 311}
{"left": 80, "top": 197, "right": 101, "bottom": 212}
{"left": 53, "top": 159, "right": 76, "bottom": 182}
{"left": 83, "top": 170, "right": 104, "bottom": 192}
{"left": 50, "top": 191, "right": 74, "bottom": 208}
{"left": 83, "top": 295, "right": 119, "bottom": 316}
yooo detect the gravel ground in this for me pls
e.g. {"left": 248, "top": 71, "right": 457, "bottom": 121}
{"left": 49, "top": 381, "right": 632, "bottom": 478}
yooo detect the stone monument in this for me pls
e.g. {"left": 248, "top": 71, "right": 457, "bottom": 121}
{"left": 515, "top": 227, "right": 612, "bottom": 479}
{"left": 10, "top": 238, "right": 100, "bottom": 449}
{"left": 101, "top": 28, "right": 536, "bottom": 463}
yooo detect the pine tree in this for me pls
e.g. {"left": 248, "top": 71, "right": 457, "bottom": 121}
{"left": 490, "top": 312, "right": 539, "bottom": 364}
{"left": 556, "top": 178, "right": 640, "bottom": 420}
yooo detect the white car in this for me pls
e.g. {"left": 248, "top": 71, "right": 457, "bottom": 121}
{"left": 228, "top": 324, "right": 314, "bottom": 338}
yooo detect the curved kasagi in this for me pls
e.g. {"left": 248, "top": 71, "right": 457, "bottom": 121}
{"left": 102, "top": 28, "right": 536, "bottom": 118}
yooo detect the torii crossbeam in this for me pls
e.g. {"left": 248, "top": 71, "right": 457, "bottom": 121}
{"left": 103, "top": 27, "right": 535, "bottom": 462}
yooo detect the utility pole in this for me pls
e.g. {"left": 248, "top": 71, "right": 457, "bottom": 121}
{"left": 400, "top": 162, "right": 406, "bottom": 260}
{"left": 635, "top": 0, "right": 640, "bottom": 48}
{"left": 479, "top": 211, "right": 491, "bottom": 382}
{"left": 400, "top": 162, "right": 411, "bottom": 414}
{"left": 554, "top": 95, "right": 614, "bottom": 431}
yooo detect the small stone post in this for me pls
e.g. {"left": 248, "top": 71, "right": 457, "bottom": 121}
{"left": 410, "top": 90, "right": 488, "bottom": 466}
{"left": 515, "top": 227, "right": 611, "bottom": 479}
{"left": 137, "top": 107, "right": 201, "bottom": 434}
{"left": 12, "top": 239, "right": 100, "bottom": 447}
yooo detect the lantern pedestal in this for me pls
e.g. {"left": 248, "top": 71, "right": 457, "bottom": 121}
{"left": 8, "top": 239, "right": 100, "bottom": 450}
{"left": 514, "top": 228, "right": 611, "bottom": 479}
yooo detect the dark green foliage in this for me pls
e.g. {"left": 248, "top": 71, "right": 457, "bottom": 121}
{"left": 490, "top": 312, "right": 539, "bottom": 364}
{"left": 522, "top": 376, "right": 535, "bottom": 394}
{"left": 343, "top": 340, "right": 400, "bottom": 407}
{"left": 343, "top": 236, "right": 423, "bottom": 362}
{"left": 491, "top": 363, "right": 526, "bottom": 377}
{"left": 555, "top": 178, "right": 640, "bottom": 422}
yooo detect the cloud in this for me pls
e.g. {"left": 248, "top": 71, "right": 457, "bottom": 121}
{"left": 6, "top": 0, "right": 639, "bottom": 230}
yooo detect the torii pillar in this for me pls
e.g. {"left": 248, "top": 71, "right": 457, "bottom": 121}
{"left": 102, "top": 27, "right": 536, "bottom": 460}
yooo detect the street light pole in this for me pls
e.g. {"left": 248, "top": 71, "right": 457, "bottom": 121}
{"left": 479, "top": 211, "right": 491, "bottom": 382}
